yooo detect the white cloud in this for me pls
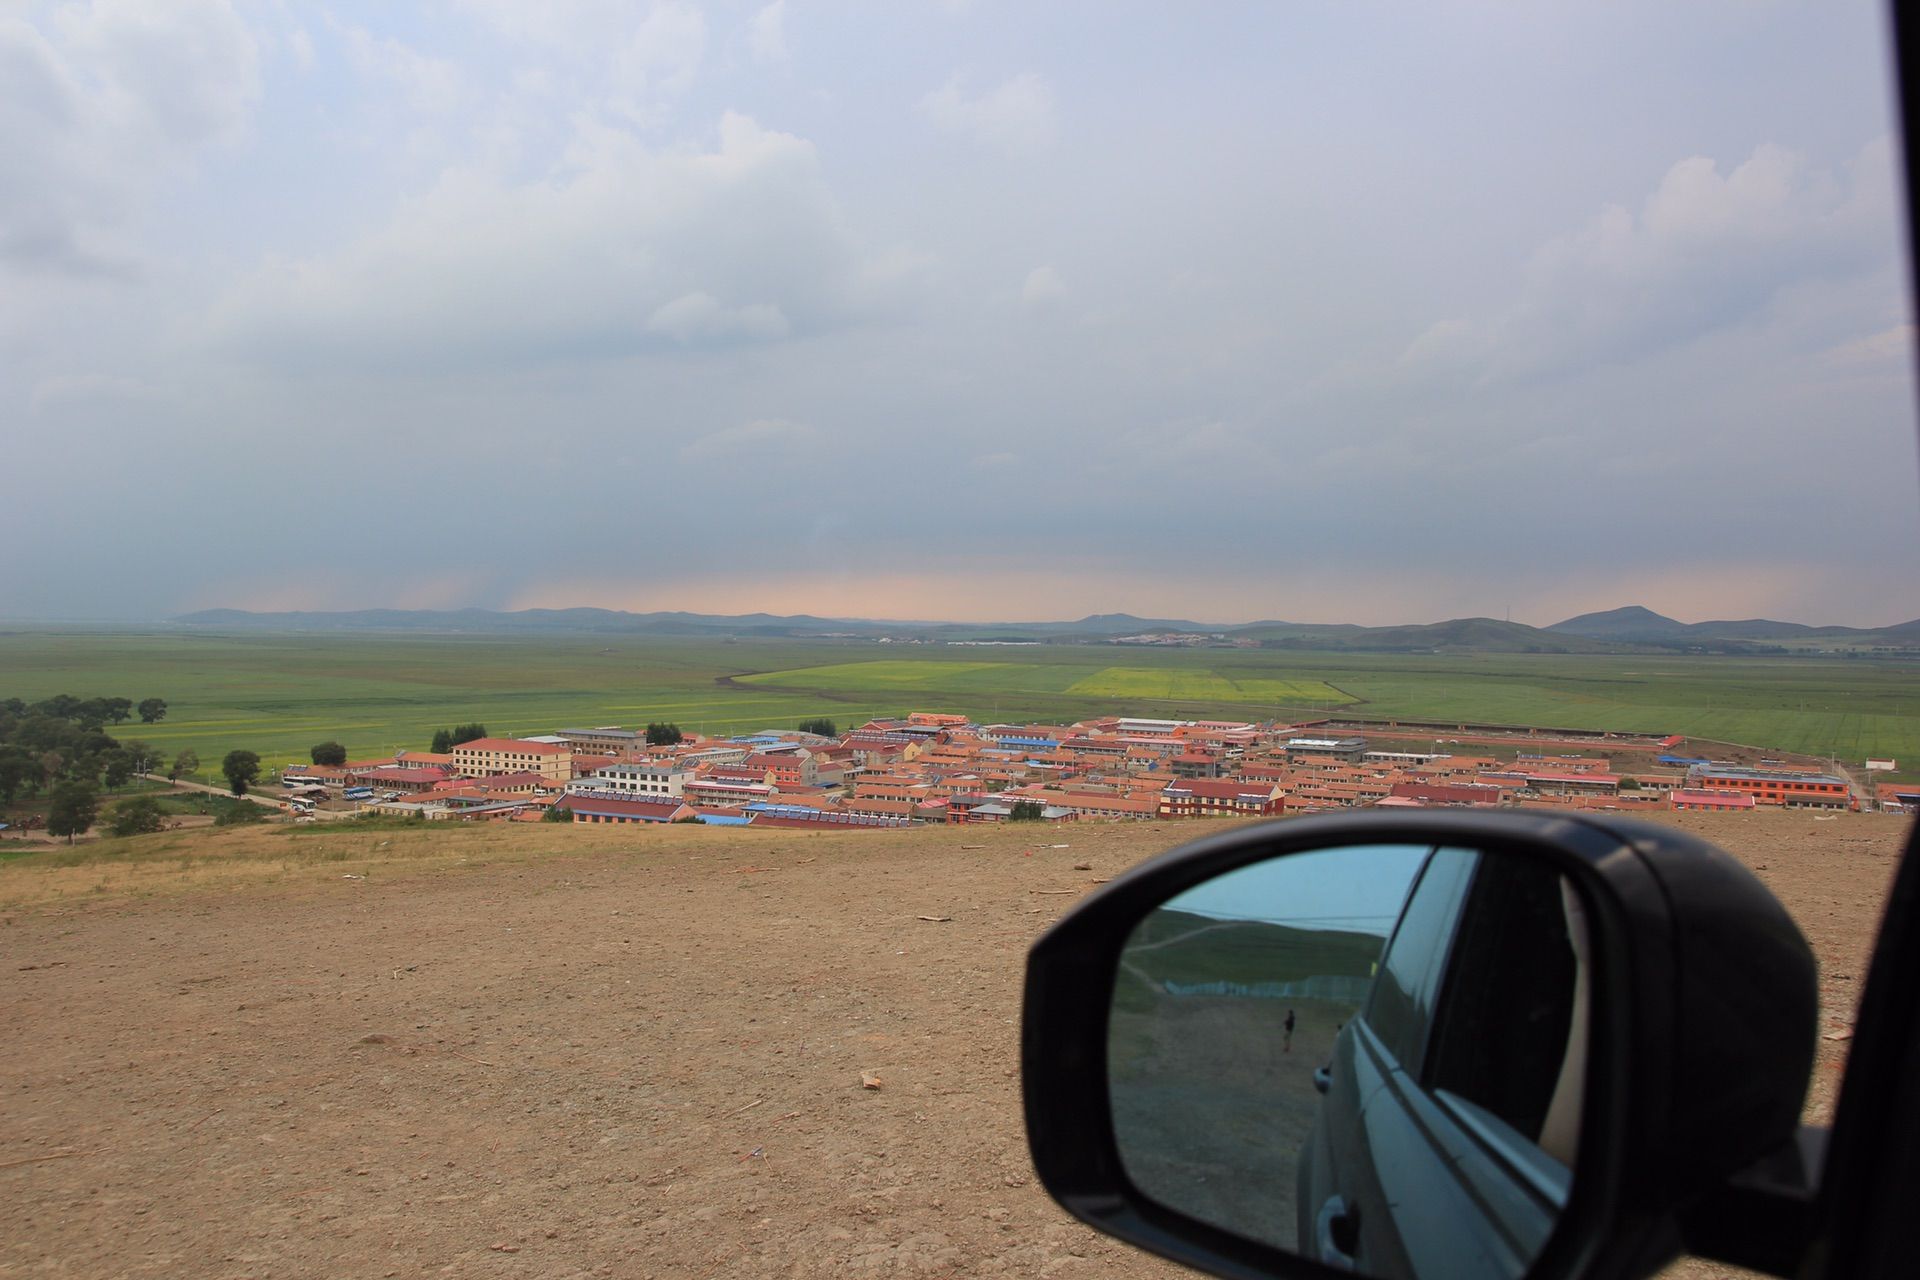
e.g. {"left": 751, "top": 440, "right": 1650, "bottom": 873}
{"left": 1021, "top": 264, "right": 1066, "bottom": 308}
{"left": 614, "top": 1, "right": 706, "bottom": 101}
{"left": 748, "top": 1, "right": 788, "bottom": 66}
{"left": 646, "top": 292, "right": 789, "bottom": 341}
{"left": 1403, "top": 140, "right": 1895, "bottom": 382}
{"left": 1821, "top": 322, "right": 1915, "bottom": 370}
{"left": 919, "top": 71, "right": 1055, "bottom": 155}
{"left": 204, "top": 112, "right": 898, "bottom": 365}
{"left": 678, "top": 417, "right": 817, "bottom": 462}
{"left": 332, "top": 19, "right": 463, "bottom": 115}
{"left": 0, "top": 2, "right": 259, "bottom": 277}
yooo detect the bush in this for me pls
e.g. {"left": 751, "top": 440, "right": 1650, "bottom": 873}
{"left": 108, "top": 795, "right": 167, "bottom": 837}
{"left": 213, "top": 799, "right": 266, "bottom": 827}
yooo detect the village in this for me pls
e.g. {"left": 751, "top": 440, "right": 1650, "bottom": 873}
{"left": 276, "top": 711, "right": 1901, "bottom": 827}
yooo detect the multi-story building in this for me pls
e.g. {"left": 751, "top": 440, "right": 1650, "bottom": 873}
{"left": 1685, "top": 766, "right": 1853, "bottom": 809}
{"left": 1158, "top": 778, "right": 1285, "bottom": 818}
{"left": 557, "top": 726, "right": 642, "bottom": 755}
{"left": 566, "top": 761, "right": 694, "bottom": 799}
{"left": 450, "top": 737, "right": 573, "bottom": 782}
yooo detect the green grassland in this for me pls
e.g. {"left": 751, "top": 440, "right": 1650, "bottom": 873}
{"left": 1, "top": 630, "right": 1915, "bottom": 777}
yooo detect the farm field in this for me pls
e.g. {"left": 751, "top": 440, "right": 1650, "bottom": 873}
{"left": 1, "top": 629, "right": 1916, "bottom": 777}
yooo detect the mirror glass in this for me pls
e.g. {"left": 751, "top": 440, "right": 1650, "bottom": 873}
{"left": 1107, "top": 844, "right": 1587, "bottom": 1280}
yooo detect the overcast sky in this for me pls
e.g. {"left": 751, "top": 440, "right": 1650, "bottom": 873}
{"left": 3, "top": 1, "right": 1916, "bottom": 626}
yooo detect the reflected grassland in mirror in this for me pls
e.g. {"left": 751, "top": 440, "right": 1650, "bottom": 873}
{"left": 1107, "top": 845, "right": 1427, "bottom": 1252}
{"left": 1107, "top": 843, "right": 1588, "bottom": 1280}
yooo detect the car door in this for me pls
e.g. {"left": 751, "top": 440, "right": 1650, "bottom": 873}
{"left": 1302, "top": 847, "right": 1575, "bottom": 1279}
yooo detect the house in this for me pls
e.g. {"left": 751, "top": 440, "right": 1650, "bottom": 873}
{"left": 564, "top": 795, "right": 694, "bottom": 824}
{"left": 1386, "top": 781, "right": 1504, "bottom": 807}
{"left": 557, "top": 726, "right": 642, "bottom": 754}
{"left": 1159, "top": 778, "right": 1285, "bottom": 818}
{"left": 450, "top": 737, "right": 573, "bottom": 782}
{"left": 1171, "top": 752, "right": 1223, "bottom": 779}
{"left": 348, "top": 764, "right": 451, "bottom": 794}
{"left": 568, "top": 761, "right": 694, "bottom": 799}
{"left": 1284, "top": 737, "right": 1368, "bottom": 765}
{"left": 1684, "top": 765, "right": 1853, "bottom": 809}
{"left": 1670, "top": 789, "right": 1757, "bottom": 812}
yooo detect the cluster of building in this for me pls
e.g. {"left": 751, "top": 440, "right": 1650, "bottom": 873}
{"left": 276, "top": 713, "right": 1867, "bottom": 828}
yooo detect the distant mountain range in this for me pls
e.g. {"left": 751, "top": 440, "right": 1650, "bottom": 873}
{"left": 170, "top": 606, "right": 1920, "bottom": 654}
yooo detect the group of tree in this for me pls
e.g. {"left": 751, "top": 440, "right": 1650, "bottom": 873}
{"left": 645, "top": 722, "right": 683, "bottom": 745}
{"left": 428, "top": 723, "right": 489, "bottom": 754}
{"left": 0, "top": 694, "right": 171, "bottom": 810}
{"left": 797, "top": 717, "right": 837, "bottom": 738}
{"left": 1007, "top": 799, "right": 1047, "bottom": 822}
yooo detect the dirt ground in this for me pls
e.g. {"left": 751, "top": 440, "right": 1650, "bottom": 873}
{"left": 0, "top": 811, "right": 1906, "bottom": 1279}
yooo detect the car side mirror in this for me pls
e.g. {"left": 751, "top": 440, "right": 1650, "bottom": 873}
{"left": 1022, "top": 811, "right": 1818, "bottom": 1280}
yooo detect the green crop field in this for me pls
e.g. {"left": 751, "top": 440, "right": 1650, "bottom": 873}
{"left": 736, "top": 660, "right": 1353, "bottom": 709}
{"left": 2, "top": 630, "right": 1916, "bottom": 779}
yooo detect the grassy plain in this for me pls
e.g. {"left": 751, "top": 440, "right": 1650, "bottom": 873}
{"left": 1, "top": 629, "right": 1916, "bottom": 776}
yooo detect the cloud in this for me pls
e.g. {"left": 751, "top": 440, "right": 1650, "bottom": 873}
{"left": 204, "top": 112, "right": 901, "bottom": 366}
{"left": 613, "top": 1, "right": 706, "bottom": 102}
{"left": 919, "top": 71, "right": 1055, "bottom": 155}
{"left": 646, "top": 292, "right": 789, "bottom": 341}
{"left": 1021, "top": 265, "right": 1066, "bottom": 308}
{"left": 331, "top": 18, "right": 464, "bottom": 115}
{"left": 1403, "top": 140, "right": 1895, "bottom": 382}
{"left": 0, "top": 2, "right": 259, "bottom": 278}
{"left": 748, "top": 1, "right": 788, "bottom": 66}
{"left": 677, "top": 417, "right": 817, "bottom": 462}
{"left": 1821, "top": 322, "right": 1914, "bottom": 370}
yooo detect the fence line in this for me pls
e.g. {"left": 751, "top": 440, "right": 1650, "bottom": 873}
{"left": 1161, "top": 974, "right": 1373, "bottom": 1003}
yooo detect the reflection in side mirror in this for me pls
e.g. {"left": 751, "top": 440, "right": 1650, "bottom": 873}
{"left": 1107, "top": 844, "right": 1589, "bottom": 1280}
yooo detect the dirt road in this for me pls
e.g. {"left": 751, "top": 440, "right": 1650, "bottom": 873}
{"left": 0, "top": 812, "right": 1905, "bottom": 1278}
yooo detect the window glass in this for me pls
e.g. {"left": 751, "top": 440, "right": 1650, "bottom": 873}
{"left": 1423, "top": 859, "right": 1577, "bottom": 1144}
{"left": 1362, "top": 847, "right": 1480, "bottom": 1068}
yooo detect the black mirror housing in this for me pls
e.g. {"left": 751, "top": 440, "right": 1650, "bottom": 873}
{"left": 1022, "top": 810, "right": 1817, "bottom": 1280}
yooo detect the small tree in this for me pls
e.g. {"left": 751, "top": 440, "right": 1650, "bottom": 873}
{"left": 449, "top": 723, "right": 488, "bottom": 747}
{"left": 798, "top": 717, "right": 837, "bottom": 738}
{"left": 108, "top": 795, "right": 167, "bottom": 837}
{"left": 646, "top": 722, "right": 684, "bottom": 746}
{"left": 1619, "top": 777, "right": 1641, "bottom": 791}
{"left": 101, "top": 748, "right": 134, "bottom": 790}
{"left": 47, "top": 781, "right": 100, "bottom": 845}
{"left": 310, "top": 741, "right": 348, "bottom": 766}
{"left": 430, "top": 728, "right": 453, "bottom": 754}
{"left": 122, "top": 739, "right": 162, "bottom": 776}
{"left": 544, "top": 801, "right": 572, "bottom": 823}
{"left": 137, "top": 697, "right": 168, "bottom": 724}
{"left": 222, "top": 749, "right": 262, "bottom": 796}
{"left": 170, "top": 748, "right": 199, "bottom": 782}
{"left": 1008, "top": 799, "right": 1046, "bottom": 822}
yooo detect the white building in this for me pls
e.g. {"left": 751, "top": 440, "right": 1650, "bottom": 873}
{"left": 565, "top": 761, "right": 694, "bottom": 799}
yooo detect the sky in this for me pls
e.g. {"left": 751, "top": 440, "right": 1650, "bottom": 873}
{"left": 1159, "top": 843, "right": 1429, "bottom": 938}
{"left": 3, "top": 0, "right": 1917, "bottom": 627}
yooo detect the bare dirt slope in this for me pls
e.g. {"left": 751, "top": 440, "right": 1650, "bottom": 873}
{"left": 1, "top": 811, "right": 1906, "bottom": 1279}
